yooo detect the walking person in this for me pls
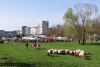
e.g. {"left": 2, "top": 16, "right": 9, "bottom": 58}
{"left": 25, "top": 42, "right": 28, "bottom": 48}
{"left": 34, "top": 41, "right": 37, "bottom": 49}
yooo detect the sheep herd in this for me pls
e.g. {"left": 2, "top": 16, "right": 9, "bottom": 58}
{"left": 46, "top": 49, "right": 90, "bottom": 60}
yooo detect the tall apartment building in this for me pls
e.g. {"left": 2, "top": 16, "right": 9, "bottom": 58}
{"left": 25, "top": 27, "right": 31, "bottom": 35}
{"left": 20, "top": 26, "right": 27, "bottom": 34}
{"left": 37, "top": 21, "right": 49, "bottom": 35}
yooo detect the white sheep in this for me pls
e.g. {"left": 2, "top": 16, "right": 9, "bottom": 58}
{"left": 54, "top": 49, "right": 58, "bottom": 54}
{"left": 47, "top": 50, "right": 51, "bottom": 55}
{"left": 69, "top": 50, "right": 72, "bottom": 53}
{"left": 52, "top": 50, "right": 56, "bottom": 54}
{"left": 75, "top": 49, "right": 82, "bottom": 54}
{"left": 79, "top": 50, "right": 85, "bottom": 56}
{"left": 73, "top": 51, "right": 76, "bottom": 54}
{"left": 69, "top": 50, "right": 73, "bottom": 55}
{"left": 47, "top": 49, "right": 54, "bottom": 55}
{"left": 58, "top": 49, "right": 63, "bottom": 54}
{"left": 65, "top": 49, "right": 70, "bottom": 54}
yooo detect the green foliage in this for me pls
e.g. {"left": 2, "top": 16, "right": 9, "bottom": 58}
{"left": 90, "top": 37, "right": 94, "bottom": 44}
{"left": 63, "top": 8, "right": 79, "bottom": 39}
{"left": 88, "top": 19, "right": 100, "bottom": 36}
{"left": 21, "top": 34, "right": 25, "bottom": 37}
{"left": 0, "top": 42, "right": 100, "bottom": 67}
{"left": 16, "top": 34, "right": 21, "bottom": 38}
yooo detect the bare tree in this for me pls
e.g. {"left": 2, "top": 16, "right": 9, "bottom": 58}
{"left": 74, "top": 3, "right": 98, "bottom": 44}
{"left": 46, "top": 25, "right": 65, "bottom": 37}
{"left": 88, "top": 16, "right": 100, "bottom": 36}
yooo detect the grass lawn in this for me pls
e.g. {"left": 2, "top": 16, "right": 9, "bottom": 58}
{"left": 0, "top": 41, "right": 100, "bottom": 67}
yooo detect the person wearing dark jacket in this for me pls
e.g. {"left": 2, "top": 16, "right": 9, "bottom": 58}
{"left": 34, "top": 41, "right": 37, "bottom": 49}
{"left": 25, "top": 42, "right": 28, "bottom": 48}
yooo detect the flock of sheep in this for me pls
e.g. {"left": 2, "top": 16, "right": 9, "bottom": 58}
{"left": 30, "top": 43, "right": 90, "bottom": 60}
{"left": 46, "top": 49, "right": 90, "bottom": 60}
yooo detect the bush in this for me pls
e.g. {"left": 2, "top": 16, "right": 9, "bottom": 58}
{"left": 16, "top": 34, "right": 21, "bottom": 38}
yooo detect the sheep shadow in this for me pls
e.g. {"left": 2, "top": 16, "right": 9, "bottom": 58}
{"left": 86, "top": 56, "right": 92, "bottom": 60}
{"left": 34, "top": 48, "right": 47, "bottom": 50}
{"left": 86, "top": 54, "right": 93, "bottom": 55}
{"left": 87, "top": 58, "right": 91, "bottom": 60}
{"left": 85, "top": 53, "right": 93, "bottom": 60}
{"left": 49, "top": 55, "right": 59, "bottom": 57}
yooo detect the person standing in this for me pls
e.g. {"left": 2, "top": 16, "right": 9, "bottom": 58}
{"left": 34, "top": 41, "right": 37, "bottom": 49}
{"left": 25, "top": 42, "right": 28, "bottom": 48}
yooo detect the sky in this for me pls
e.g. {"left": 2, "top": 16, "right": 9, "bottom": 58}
{"left": 0, "top": 0, "right": 100, "bottom": 31}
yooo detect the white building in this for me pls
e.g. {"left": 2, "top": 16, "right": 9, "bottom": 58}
{"left": 25, "top": 27, "right": 31, "bottom": 35}
{"left": 20, "top": 26, "right": 27, "bottom": 34}
{"left": 13, "top": 30, "right": 20, "bottom": 34}
{"left": 31, "top": 27, "right": 36, "bottom": 36}
{"left": 20, "top": 26, "right": 31, "bottom": 35}
{"left": 37, "top": 21, "right": 49, "bottom": 35}
{"left": 52, "top": 24, "right": 61, "bottom": 28}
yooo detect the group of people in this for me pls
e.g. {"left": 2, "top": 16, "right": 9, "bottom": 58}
{"left": 25, "top": 41, "right": 39, "bottom": 49}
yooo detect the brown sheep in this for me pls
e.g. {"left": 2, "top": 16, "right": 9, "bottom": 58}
{"left": 30, "top": 44, "right": 34, "bottom": 48}
{"left": 86, "top": 52, "right": 90, "bottom": 54}
{"left": 46, "top": 52, "right": 49, "bottom": 56}
{"left": 82, "top": 55, "right": 87, "bottom": 60}
{"left": 36, "top": 44, "right": 40, "bottom": 49}
{"left": 74, "top": 53, "right": 79, "bottom": 57}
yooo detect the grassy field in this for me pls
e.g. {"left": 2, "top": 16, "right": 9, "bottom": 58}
{"left": 0, "top": 41, "right": 100, "bottom": 67}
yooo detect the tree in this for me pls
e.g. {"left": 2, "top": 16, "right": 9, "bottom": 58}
{"left": 63, "top": 8, "right": 83, "bottom": 44}
{"left": 89, "top": 16, "right": 100, "bottom": 36}
{"left": 46, "top": 25, "right": 65, "bottom": 37}
{"left": 16, "top": 34, "right": 21, "bottom": 38}
{"left": 21, "top": 34, "right": 25, "bottom": 37}
{"left": 74, "top": 3, "right": 98, "bottom": 44}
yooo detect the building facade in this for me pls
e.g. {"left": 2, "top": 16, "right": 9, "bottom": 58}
{"left": 37, "top": 21, "right": 49, "bottom": 35}
{"left": 31, "top": 27, "right": 37, "bottom": 36}
{"left": 20, "top": 26, "right": 27, "bottom": 34}
{"left": 0, "top": 30, "right": 17, "bottom": 38}
{"left": 25, "top": 27, "right": 31, "bottom": 35}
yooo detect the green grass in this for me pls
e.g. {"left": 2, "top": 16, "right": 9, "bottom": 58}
{"left": 0, "top": 42, "right": 100, "bottom": 67}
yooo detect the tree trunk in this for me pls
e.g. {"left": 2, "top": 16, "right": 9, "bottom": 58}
{"left": 78, "top": 39, "right": 82, "bottom": 45}
{"left": 82, "top": 21, "right": 85, "bottom": 45}
{"left": 78, "top": 39, "right": 80, "bottom": 45}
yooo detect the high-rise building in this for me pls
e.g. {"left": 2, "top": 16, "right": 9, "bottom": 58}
{"left": 25, "top": 27, "right": 31, "bottom": 35}
{"left": 20, "top": 26, "right": 31, "bottom": 35}
{"left": 37, "top": 21, "right": 49, "bottom": 35}
{"left": 20, "top": 26, "right": 27, "bottom": 34}
{"left": 31, "top": 27, "right": 37, "bottom": 36}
